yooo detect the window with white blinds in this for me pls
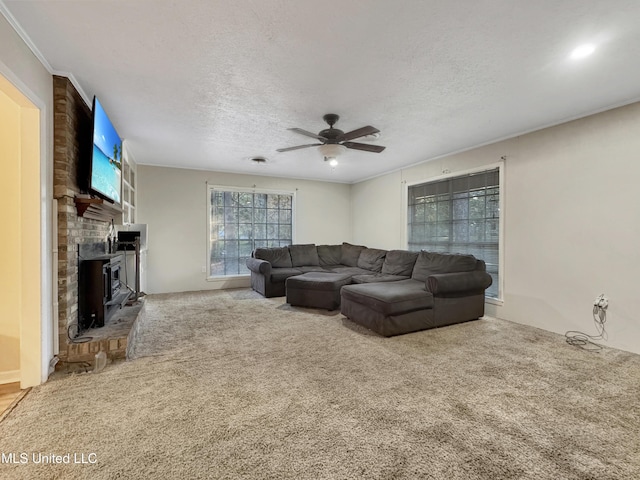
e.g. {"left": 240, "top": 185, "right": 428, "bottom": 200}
{"left": 407, "top": 168, "right": 500, "bottom": 298}
{"left": 208, "top": 188, "right": 294, "bottom": 277}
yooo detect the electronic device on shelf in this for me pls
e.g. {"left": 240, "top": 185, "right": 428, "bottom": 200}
{"left": 115, "top": 224, "right": 148, "bottom": 251}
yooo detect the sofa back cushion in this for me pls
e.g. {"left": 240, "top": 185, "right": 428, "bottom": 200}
{"left": 254, "top": 246, "right": 292, "bottom": 268}
{"left": 341, "top": 242, "right": 367, "bottom": 267}
{"left": 357, "top": 248, "right": 387, "bottom": 273}
{"left": 411, "top": 251, "right": 478, "bottom": 282}
{"left": 289, "top": 244, "right": 320, "bottom": 267}
{"left": 317, "top": 245, "right": 342, "bottom": 266}
{"left": 381, "top": 250, "right": 419, "bottom": 276}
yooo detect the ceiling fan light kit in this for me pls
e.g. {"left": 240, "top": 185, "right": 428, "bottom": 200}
{"left": 318, "top": 143, "right": 347, "bottom": 159}
{"left": 277, "top": 114, "right": 386, "bottom": 167}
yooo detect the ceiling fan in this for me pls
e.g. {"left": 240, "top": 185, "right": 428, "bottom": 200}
{"left": 276, "top": 114, "right": 386, "bottom": 164}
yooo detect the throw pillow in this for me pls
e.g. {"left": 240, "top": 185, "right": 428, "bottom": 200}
{"left": 381, "top": 250, "right": 419, "bottom": 276}
{"left": 254, "top": 246, "right": 293, "bottom": 268}
{"left": 341, "top": 242, "right": 367, "bottom": 267}
{"left": 317, "top": 245, "right": 342, "bottom": 266}
{"left": 357, "top": 248, "right": 387, "bottom": 273}
{"left": 289, "top": 244, "right": 320, "bottom": 267}
{"left": 411, "top": 251, "right": 477, "bottom": 282}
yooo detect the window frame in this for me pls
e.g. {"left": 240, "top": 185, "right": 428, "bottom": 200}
{"left": 401, "top": 162, "right": 504, "bottom": 303}
{"left": 206, "top": 185, "right": 297, "bottom": 280}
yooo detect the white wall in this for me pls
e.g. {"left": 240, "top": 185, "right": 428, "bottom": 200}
{"left": 0, "top": 11, "right": 54, "bottom": 386}
{"left": 137, "top": 166, "right": 352, "bottom": 294}
{"left": 350, "top": 171, "right": 403, "bottom": 249}
{"left": 352, "top": 102, "right": 640, "bottom": 355}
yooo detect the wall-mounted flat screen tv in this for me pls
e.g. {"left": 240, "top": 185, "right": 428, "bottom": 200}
{"left": 90, "top": 96, "right": 122, "bottom": 204}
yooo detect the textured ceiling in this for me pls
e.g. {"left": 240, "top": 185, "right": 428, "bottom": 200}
{"left": 3, "top": 0, "right": 640, "bottom": 183}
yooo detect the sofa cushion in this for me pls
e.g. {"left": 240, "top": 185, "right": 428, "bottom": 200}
{"left": 351, "top": 274, "right": 410, "bottom": 284}
{"left": 298, "top": 266, "right": 329, "bottom": 273}
{"left": 254, "top": 247, "right": 292, "bottom": 268}
{"left": 329, "top": 265, "right": 372, "bottom": 276}
{"left": 289, "top": 244, "right": 320, "bottom": 267}
{"left": 341, "top": 280, "right": 433, "bottom": 316}
{"left": 411, "top": 251, "right": 478, "bottom": 282}
{"left": 357, "top": 248, "right": 387, "bottom": 273}
{"left": 318, "top": 265, "right": 341, "bottom": 273}
{"left": 341, "top": 242, "right": 367, "bottom": 267}
{"left": 317, "top": 245, "right": 342, "bottom": 266}
{"left": 381, "top": 250, "right": 419, "bottom": 276}
{"left": 270, "top": 267, "right": 302, "bottom": 282}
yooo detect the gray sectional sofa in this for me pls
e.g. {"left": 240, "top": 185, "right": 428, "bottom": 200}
{"left": 245, "top": 242, "right": 492, "bottom": 336}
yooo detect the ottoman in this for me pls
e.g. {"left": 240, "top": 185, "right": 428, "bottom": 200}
{"left": 286, "top": 272, "right": 353, "bottom": 310}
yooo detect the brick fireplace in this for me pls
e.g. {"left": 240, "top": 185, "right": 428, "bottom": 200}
{"left": 53, "top": 76, "right": 134, "bottom": 367}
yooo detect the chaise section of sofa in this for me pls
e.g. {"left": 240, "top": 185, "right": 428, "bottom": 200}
{"left": 340, "top": 251, "right": 493, "bottom": 336}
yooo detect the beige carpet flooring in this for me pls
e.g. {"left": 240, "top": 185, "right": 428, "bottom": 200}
{"left": 1, "top": 288, "right": 639, "bottom": 479}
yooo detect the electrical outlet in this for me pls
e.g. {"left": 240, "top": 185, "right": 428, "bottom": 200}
{"left": 599, "top": 296, "right": 608, "bottom": 310}
{"left": 201, "top": 265, "right": 206, "bottom": 273}
{"left": 594, "top": 294, "right": 608, "bottom": 310}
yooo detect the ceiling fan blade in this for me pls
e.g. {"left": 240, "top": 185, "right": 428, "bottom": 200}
{"left": 276, "top": 143, "right": 322, "bottom": 153}
{"left": 288, "top": 128, "right": 328, "bottom": 141}
{"left": 339, "top": 125, "right": 380, "bottom": 142}
{"left": 343, "top": 142, "right": 386, "bottom": 153}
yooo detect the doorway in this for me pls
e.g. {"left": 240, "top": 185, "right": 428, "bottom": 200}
{"left": 0, "top": 73, "right": 44, "bottom": 388}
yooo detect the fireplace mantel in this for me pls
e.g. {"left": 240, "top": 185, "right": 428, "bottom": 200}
{"left": 75, "top": 196, "right": 123, "bottom": 222}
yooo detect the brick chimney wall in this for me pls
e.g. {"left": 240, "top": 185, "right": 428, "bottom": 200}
{"left": 53, "top": 76, "right": 112, "bottom": 357}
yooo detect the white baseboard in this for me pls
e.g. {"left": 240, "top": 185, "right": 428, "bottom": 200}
{"left": 0, "top": 370, "right": 20, "bottom": 384}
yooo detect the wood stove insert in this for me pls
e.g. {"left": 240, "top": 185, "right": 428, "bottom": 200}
{"left": 78, "top": 253, "right": 130, "bottom": 331}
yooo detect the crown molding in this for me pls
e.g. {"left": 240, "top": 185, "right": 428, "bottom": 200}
{"left": 52, "top": 70, "right": 91, "bottom": 107}
{"left": 0, "top": 0, "right": 91, "bottom": 106}
{"left": 0, "top": 1, "right": 51, "bottom": 69}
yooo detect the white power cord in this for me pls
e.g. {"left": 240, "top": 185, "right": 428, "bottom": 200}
{"left": 565, "top": 294, "right": 608, "bottom": 351}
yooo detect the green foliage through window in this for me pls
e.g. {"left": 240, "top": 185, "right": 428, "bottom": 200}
{"left": 408, "top": 168, "right": 500, "bottom": 298}
{"left": 209, "top": 189, "right": 294, "bottom": 276}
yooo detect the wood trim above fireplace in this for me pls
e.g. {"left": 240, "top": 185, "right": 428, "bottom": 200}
{"left": 75, "top": 196, "right": 123, "bottom": 221}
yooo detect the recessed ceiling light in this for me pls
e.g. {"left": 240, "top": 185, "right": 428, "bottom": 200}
{"left": 570, "top": 44, "right": 596, "bottom": 60}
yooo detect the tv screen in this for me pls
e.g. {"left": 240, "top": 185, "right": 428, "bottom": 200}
{"left": 90, "top": 97, "right": 122, "bottom": 204}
